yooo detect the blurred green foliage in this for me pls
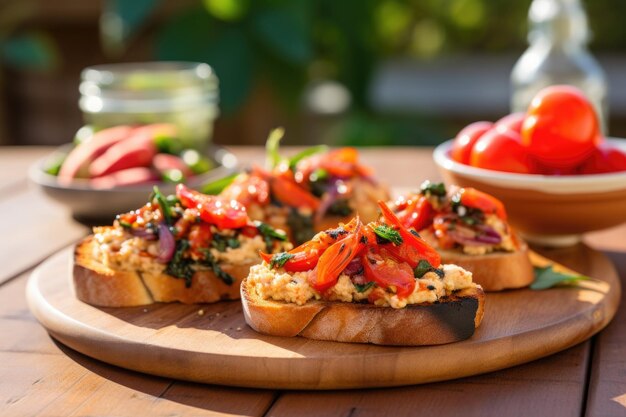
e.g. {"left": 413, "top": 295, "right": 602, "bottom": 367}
{"left": 0, "top": 1, "right": 58, "bottom": 72}
{"left": 102, "top": 0, "right": 623, "bottom": 145}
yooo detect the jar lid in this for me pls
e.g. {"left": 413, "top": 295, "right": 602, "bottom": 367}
{"left": 80, "top": 62, "right": 219, "bottom": 113}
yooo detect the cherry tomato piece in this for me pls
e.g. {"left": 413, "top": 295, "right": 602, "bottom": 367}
{"left": 362, "top": 251, "right": 415, "bottom": 298}
{"left": 521, "top": 85, "right": 601, "bottom": 169}
{"left": 579, "top": 144, "right": 626, "bottom": 174}
{"left": 450, "top": 121, "right": 494, "bottom": 165}
{"left": 494, "top": 112, "right": 525, "bottom": 133}
{"left": 395, "top": 195, "right": 434, "bottom": 231}
{"left": 470, "top": 128, "right": 534, "bottom": 174}
{"left": 270, "top": 176, "right": 320, "bottom": 210}
{"left": 176, "top": 184, "right": 248, "bottom": 230}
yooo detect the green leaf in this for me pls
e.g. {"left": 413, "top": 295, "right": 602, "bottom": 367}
{"left": 354, "top": 281, "right": 375, "bottom": 293}
{"left": 152, "top": 186, "right": 173, "bottom": 226}
{"left": 252, "top": 7, "right": 312, "bottom": 64}
{"left": 200, "top": 173, "right": 238, "bottom": 195}
{"left": 269, "top": 252, "right": 294, "bottom": 269}
{"left": 420, "top": 180, "right": 447, "bottom": 197}
{"left": 288, "top": 145, "right": 329, "bottom": 170}
{"left": 265, "top": 127, "right": 285, "bottom": 169}
{"left": 156, "top": 11, "right": 254, "bottom": 114}
{"left": 101, "top": 0, "right": 161, "bottom": 55}
{"left": 1, "top": 33, "right": 58, "bottom": 70}
{"left": 255, "top": 221, "right": 288, "bottom": 242}
{"left": 373, "top": 224, "right": 403, "bottom": 245}
{"left": 531, "top": 266, "right": 590, "bottom": 290}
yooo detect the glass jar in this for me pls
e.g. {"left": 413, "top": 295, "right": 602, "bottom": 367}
{"left": 79, "top": 62, "right": 219, "bottom": 150}
{"left": 511, "top": 0, "right": 608, "bottom": 132}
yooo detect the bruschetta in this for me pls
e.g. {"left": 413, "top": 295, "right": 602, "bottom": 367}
{"left": 241, "top": 201, "right": 485, "bottom": 346}
{"left": 212, "top": 129, "right": 390, "bottom": 244}
{"left": 73, "top": 184, "right": 292, "bottom": 307}
{"left": 391, "top": 181, "right": 534, "bottom": 291}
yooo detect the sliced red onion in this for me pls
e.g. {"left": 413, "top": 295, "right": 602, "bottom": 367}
{"left": 474, "top": 225, "right": 502, "bottom": 244}
{"left": 129, "top": 227, "right": 157, "bottom": 240}
{"left": 343, "top": 258, "right": 363, "bottom": 276}
{"left": 447, "top": 224, "right": 501, "bottom": 246}
{"left": 157, "top": 223, "right": 176, "bottom": 263}
{"left": 315, "top": 178, "right": 342, "bottom": 222}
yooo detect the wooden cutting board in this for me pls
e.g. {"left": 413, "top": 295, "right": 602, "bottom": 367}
{"left": 27, "top": 244, "right": 620, "bottom": 390}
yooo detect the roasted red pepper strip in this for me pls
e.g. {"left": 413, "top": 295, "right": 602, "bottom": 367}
{"left": 270, "top": 176, "right": 320, "bottom": 210}
{"left": 378, "top": 200, "right": 441, "bottom": 268}
{"left": 457, "top": 187, "right": 507, "bottom": 220}
{"left": 261, "top": 217, "right": 359, "bottom": 272}
{"left": 396, "top": 195, "right": 434, "bottom": 231}
{"left": 309, "top": 219, "right": 363, "bottom": 292}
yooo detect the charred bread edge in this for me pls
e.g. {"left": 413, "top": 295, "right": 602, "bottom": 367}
{"left": 438, "top": 238, "right": 534, "bottom": 292}
{"left": 241, "top": 277, "right": 485, "bottom": 346}
{"left": 73, "top": 235, "right": 250, "bottom": 307}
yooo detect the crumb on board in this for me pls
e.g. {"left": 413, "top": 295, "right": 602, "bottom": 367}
{"left": 197, "top": 309, "right": 205, "bottom": 316}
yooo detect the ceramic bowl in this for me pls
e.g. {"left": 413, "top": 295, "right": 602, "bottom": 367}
{"left": 433, "top": 138, "right": 626, "bottom": 247}
{"left": 29, "top": 145, "right": 238, "bottom": 224}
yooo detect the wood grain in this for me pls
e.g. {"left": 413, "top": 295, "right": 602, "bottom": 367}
{"left": 585, "top": 251, "right": 626, "bottom": 417}
{"left": 267, "top": 342, "right": 591, "bottom": 417}
{"left": 26, "top": 244, "right": 620, "bottom": 390}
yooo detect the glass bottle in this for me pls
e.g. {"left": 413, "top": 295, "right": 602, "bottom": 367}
{"left": 79, "top": 62, "right": 219, "bottom": 150}
{"left": 511, "top": 0, "right": 608, "bottom": 132}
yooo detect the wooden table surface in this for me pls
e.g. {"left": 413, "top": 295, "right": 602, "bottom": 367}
{"left": 1, "top": 146, "right": 625, "bottom": 417}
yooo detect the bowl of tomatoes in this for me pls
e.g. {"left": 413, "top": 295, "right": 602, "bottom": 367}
{"left": 434, "top": 85, "right": 626, "bottom": 247}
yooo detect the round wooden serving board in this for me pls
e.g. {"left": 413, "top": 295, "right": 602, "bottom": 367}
{"left": 27, "top": 245, "right": 620, "bottom": 390}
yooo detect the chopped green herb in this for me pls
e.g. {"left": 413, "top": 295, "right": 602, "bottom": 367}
{"left": 270, "top": 252, "right": 294, "bottom": 268}
{"left": 373, "top": 224, "right": 403, "bottom": 245}
{"left": 43, "top": 153, "right": 66, "bottom": 176}
{"left": 531, "top": 265, "right": 590, "bottom": 290}
{"left": 200, "top": 173, "right": 238, "bottom": 195}
{"left": 200, "top": 249, "right": 234, "bottom": 285}
{"left": 256, "top": 221, "right": 288, "bottom": 252}
{"left": 211, "top": 234, "right": 241, "bottom": 252}
{"left": 354, "top": 281, "right": 375, "bottom": 293}
{"left": 420, "top": 181, "right": 447, "bottom": 197}
{"left": 327, "top": 199, "right": 353, "bottom": 217}
{"left": 288, "top": 145, "right": 329, "bottom": 171}
{"left": 165, "top": 240, "right": 194, "bottom": 287}
{"left": 414, "top": 259, "right": 444, "bottom": 279}
{"left": 152, "top": 186, "right": 174, "bottom": 226}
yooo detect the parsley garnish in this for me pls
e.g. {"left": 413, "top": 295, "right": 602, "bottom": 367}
{"left": 211, "top": 234, "right": 241, "bottom": 252}
{"left": 200, "top": 250, "right": 235, "bottom": 285}
{"left": 165, "top": 239, "right": 195, "bottom": 287}
{"left": 531, "top": 265, "right": 590, "bottom": 290}
{"left": 354, "top": 281, "right": 375, "bottom": 293}
{"left": 414, "top": 259, "right": 444, "bottom": 279}
{"left": 270, "top": 252, "right": 294, "bottom": 268}
{"left": 420, "top": 181, "right": 447, "bottom": 197}
{"left": 200, "top": 173, "right": 238, "bottom": 195}
{"left": 255, "top": 221, "right": 288, "bottom": 252}
{"left": 373, "top": 224, "right": 403, "bottom": 245}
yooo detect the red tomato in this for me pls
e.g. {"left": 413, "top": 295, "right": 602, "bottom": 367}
{"left": 521, "top": 85, "right": 600, "bottom": 169}
{"left": 362, "top": 251, "right": 415, "bottom": 298}
{"left": 188, "top": 223, "right": 213, "bottom": 257}
{"left": 495, "top": 112, "right": 525, "bottom": 133}
{"left": 579, "top": 144, "right": 626, "bottom": 174}
{"left": 176, "top": 184, "right": 248, "bottom": 230}
{"left": 310, "top": 224, "right": 362, "bottom": 292}
{"left": 450, "top": 121, "right": 494, "bottom": 165}
{"left": 470, "top": 129, "right": 534, "bottom": 174}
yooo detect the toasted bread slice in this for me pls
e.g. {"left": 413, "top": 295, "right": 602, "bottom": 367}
{"left": 73, "top": 236, "right": 251, "bottom": 307}
{"left": 439, "top": 240, "right": 534, "bottom": 292}
{"left": 241, "top": 278, "right": 485, "bottom": 346}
